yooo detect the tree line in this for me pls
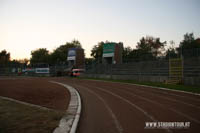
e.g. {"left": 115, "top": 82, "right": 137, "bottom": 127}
{"left": 0, "top": 50, "right": 29, "bottom": 67}
{"left": 0, "top": 40, "right": 81, "bottom": 67}
{"left": 90, "top": 33, "right": 200, "bottom": 63}
{"left": 30, "top": 39, "right": 81, "bottom": 65}
{"left": 0, "top": 33, "right": 200, "bottom": 67}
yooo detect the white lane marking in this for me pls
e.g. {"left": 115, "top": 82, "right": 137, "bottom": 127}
{"left": 131, "top": 92, "right": 200, "bottom": 124}
{"left": 109, "top": 87, "right": 200, "bottom": 125}
{"left": 150, "top": 92, "right": 200, "bottom": 109}
{"left": 84, "top": 80, "right": 200, "bottom": 109}
{"left": 170, "top": 108, "right": 200, "bottom": 124}
{"left": 153, "top": 91, "right": 200, "bottom": 102}
{"left": 82, "top": 84, "right": 172, "bottom": 133}
{"left": 121, "top": 84, "right": 200, "bottom": 102}
{"left": 75, "top": 84, "right": 123, "bottom": 133}
{"left": 152, "top": 90, "right": 200, "bottom": 102}
{"left": 82, "top": 79, "right": 200, "bottom": 125}
{"left": 84, "top": 79, "right": 200, "bottom": 96}
{"left": 120, "top": 86, "right": 200, "bottom": 110}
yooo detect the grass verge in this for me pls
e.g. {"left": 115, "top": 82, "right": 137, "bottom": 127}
{"left": 0, "top": 98, "right": 64, "bottom": 133}
{"left": 78, "top": 77, "right": 200, "bottom": 94}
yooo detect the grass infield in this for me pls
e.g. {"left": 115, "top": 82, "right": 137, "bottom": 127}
{"left": 0, "top": 98, "right": 64, "bottom": 133}
{"left": 78, "top": 77, "right": 200, "bottom": 94}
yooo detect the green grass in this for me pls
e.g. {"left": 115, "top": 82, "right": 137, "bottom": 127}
{"left": 0, "top": 98, "right": 64, "bottom": 133}
{"left": 78, "top": 77, "right": 200, "bottom": 94}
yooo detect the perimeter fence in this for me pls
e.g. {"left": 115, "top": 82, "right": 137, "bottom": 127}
{"left": 85, "top": 48, "right": 200, "bottom": 86}
{"left": 0, "top": 63, "right": 69, "bottom": 77}
{"left": 0, "top": 48, "right": 200, "bottom": 86}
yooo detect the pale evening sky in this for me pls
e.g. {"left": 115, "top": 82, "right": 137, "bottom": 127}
{"left": 0, "top": 0, "right": 200, "bottom": 59}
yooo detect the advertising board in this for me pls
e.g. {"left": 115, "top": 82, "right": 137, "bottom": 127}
{"left": 67, "top": 48, "right": 76, "bottom": 60}
{"left": 103, "top": 43, "right": 115, "bottom": 57}
{"left": 35, "top": 68, "right": 49, "bottom": 74}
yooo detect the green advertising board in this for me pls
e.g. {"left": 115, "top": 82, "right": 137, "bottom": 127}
{"left": 103, "top": 43, "right": 115, "bottom": 57}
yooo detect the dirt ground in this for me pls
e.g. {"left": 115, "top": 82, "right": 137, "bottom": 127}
{"left": 0, "top": 77, "right": 70, "bottom": 111}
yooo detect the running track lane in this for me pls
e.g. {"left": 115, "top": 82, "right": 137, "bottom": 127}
{"left": 53, "top": 78, "right": 200, "bottom": 133}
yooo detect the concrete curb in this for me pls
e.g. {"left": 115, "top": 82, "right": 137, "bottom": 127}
{"left": 50, "top": 81, "right": 81, "bottom": 133}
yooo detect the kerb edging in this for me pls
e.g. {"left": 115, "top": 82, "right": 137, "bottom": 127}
{"left": 50, "top": 81, "right": 81, "bottom": 133}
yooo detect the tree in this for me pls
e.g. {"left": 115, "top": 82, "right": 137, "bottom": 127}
{"left": 0, "top": 50, "right": 10, "bottom": 65}
{"left": 122, "top": 46, "right": 143, "bottom": 62}
{"left": 136, "top": 36, "right": 166, "bottom": 60}
{"left": 17, "top": 58, "right": 29, "bottom": 67}
{"left": 165, "top": 40, "right": 178, "bottom": 59}
{"left": 30, "top": 48, "right": 49, "bottom": 64}
{"left": 85, "top": 58, "right": 95, "bottom": 66}
{"left": 180, "top": 33, "right": 200, "bottom": 49}
{"left": 177, "top": 33, "right": 200, "bottom": 57}
{"left": 90, "top": 41, "right": 104, "bottom": 63}
{"left": 49, "top": 39, "right": 82, "bottom": 64}
{"left": 123, "top": 46, "right": 132, "bottom": 59}
{"left": 179, "top": 33, "right": 195, "bottom": 49}
{"left": 19, "top": 58, "right": 29, "bottom": 65}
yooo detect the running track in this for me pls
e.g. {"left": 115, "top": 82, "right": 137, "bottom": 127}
{"left": 55, "top": 78, "right": 200, "bottom": 133}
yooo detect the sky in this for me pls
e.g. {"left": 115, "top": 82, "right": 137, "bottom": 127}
{"left": 0, "top": 0, "right": 200, "bottom": 59}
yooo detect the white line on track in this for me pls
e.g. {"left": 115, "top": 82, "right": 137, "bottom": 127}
{"left": 103, "top": 86, "right": 200, "bottom": 125}
{"left": 151, "top": 93, "right": 200, "bottom": 109}
{"left": 130, "top": 91, "right": 200, "bottom": 124}
{"left": 147, "top": 90, "right": 200, "bottom": 102}
{"left": 75, "top": 84, "right": 123, "bottom": 133}
{"left": 83, "top": 79, "right": 200, "bottom": 110}
{"left": 121, "top": 84, "right": 200, "bottom": 102}
{"left": 84, "top": 79, "right": 200, "bottom": 96}
{"left": 90, "top": 83, "right": 200, "bottom": 125}
{"left": 118, "top": 86, "right": 200, "bottom": 110}
{"left": 81, "top": 84, "right": 172, "bottom": 133}
{"left": 170, "top": 108, "right": 200, "bottom": 124}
